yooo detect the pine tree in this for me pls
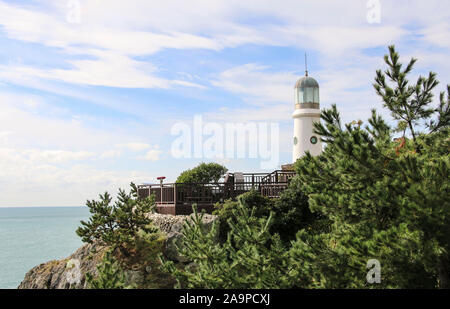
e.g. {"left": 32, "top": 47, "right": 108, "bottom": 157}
{"left": 213, "top": 190, "right": 272, "bottom": 242}
{"left": 293, "top": 45, "right": 449, "bottom": 288}
{"left": 76, "top": 183, "right": 157, "bottom": 256}
{"left": 271, "top": 176, "right": 330, "bottom": 243}
{"left": 162, "top": 203, "right": 296, "bottom": 289}
{"left": 214, "top": 188, "right": 324, "bottom": 244}
{"left": 86, "top": 251, "right": 134, "bottom": 289}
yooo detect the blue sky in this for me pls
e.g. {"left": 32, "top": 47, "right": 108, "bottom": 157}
{"left": 0, "top": 0, "right": 448, "bottom": 206}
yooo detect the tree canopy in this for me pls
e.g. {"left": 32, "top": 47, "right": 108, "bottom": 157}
{"left": 176, "top": 162, "right": 228, "bottom": 184}
{"left": 76, "top": 183, "right": 157, "bottom": 256}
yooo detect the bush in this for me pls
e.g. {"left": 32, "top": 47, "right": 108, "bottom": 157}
{"left": 86, "top": 250, "right": 135, "bottom": 289}
{"left": 214, "top": 187, "right": 326, "bottom": 243}
{"left": 271, "top": 177, "right": 330, "bottom": 243}
{"left": 176, "top": 162, "right": 228, "bottom": 184}
{"left": 214, "top": 190, "right": 272, "bottom": 242}
{"left": 162, "top": 204, "right": 295, "bottom": 289}
{"left": 76, "top": 182, "right": 157, "bottom": 257}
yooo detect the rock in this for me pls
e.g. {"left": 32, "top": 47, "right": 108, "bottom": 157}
{"left": 18, "top": 242, "right": 105, "bottom": 289}
{"left": 146, "top": 213, "right": 218, "bottom": 263}
{"left": 164, "top": 231, "right": 188, "bottom": 262}
{"left": 124, "top": 270, "right": 145, "bottom": 287}
{"left": 18, "top": 213, "right": 219, "bottom": 289}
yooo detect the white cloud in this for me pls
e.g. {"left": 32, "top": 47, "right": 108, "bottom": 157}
{"left": 0, "top": 158, "right": 155, "bottom": 207}
{"left": 0, "top": 51, "right": 204, "bottom": 89}
{"left": 420, "top": 22, "right": 450, "bottom": 49}
{"left": 22, "top": 149, "right": 94, "bottom": 163}
{"left": 0, "top": 0, "right": 448, "bottom": 91}
{"left": 0, "top": 2, "right": 221, "bottom": 54}
{"left": 0, "top": 131, "right": 13, "bottom": 144}
{"left": 115, "top": 143, "right": 152, "bottom": 152}
{"left": 139, "top": 149, "right": 163, "bottom": 162}
{"left": 0, "top": 91, "right": 164, "bottom": 206}
{"left": 0, "top": 92, "right": 128, "bottom": 149}
{"left": 212, "top": 64, "right": 295, "bottom": 104}
{"left": 49, "top": 52, "right": 170, "bottom": 89}
{"left": 100, "top": 149, "right": 123, "bottom": 159}
{"left": 0, "top": 1, "right": 211, "bottom": 89}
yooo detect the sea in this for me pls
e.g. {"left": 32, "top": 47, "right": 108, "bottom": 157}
{"left": 0, "top": 207, "right": 90, "bottom": 289}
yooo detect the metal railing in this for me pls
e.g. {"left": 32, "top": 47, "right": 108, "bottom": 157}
{"left": 261, "top": 170, "right": 296, "bottom": 183}
{"left": 138, "top": 171, "right": 296, "bottom": 206}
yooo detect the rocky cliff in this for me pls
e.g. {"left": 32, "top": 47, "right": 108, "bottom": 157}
{"left": 18, "top": 213, "right": 218, "bottom": 289}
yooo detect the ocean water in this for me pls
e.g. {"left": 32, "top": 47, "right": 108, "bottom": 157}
{"left": 0, "top": 207, "right": 90, "bottom": 289}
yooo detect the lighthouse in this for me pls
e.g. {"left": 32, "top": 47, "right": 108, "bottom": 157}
{"left": 292, "top": 69, "right": 322, "bottom": 162}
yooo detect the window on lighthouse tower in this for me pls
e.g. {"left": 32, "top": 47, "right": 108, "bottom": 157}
{"left": 296, "top": 87, "right": 319, "bottom": 104}
{"left": 307, "top": 88, "right": 315, "bottom": 103}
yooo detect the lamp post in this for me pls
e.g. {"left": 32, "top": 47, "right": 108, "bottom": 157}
{"left": 157, "top": 176, "right": 166, "bottom": 204}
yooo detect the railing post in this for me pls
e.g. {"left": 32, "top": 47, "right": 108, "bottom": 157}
{"left": 202, "top": 185, "right": 206, "bottom": 202}
{"left": 157, "top": 176, "right": 166, "bottom": 204}
{"left": 173, "top": 184, "right": 177, "bottom": 206}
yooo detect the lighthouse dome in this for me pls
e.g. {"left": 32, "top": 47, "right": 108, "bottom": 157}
{"left": 294, "top": 75, "right": 320, "bottom": 105}
{"left": 295, "top": 76, "right": 319, "bottom": 89}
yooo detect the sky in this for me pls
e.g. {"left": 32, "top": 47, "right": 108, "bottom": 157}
{"left": 0, "top": 0, "right": 448, "bottom": 207}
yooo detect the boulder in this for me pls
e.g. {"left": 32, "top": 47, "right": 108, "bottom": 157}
{"left": 18, "top": 242, "right": 105, "bottom": 289}
{"left": 147, "top": 213, "right": 218, "bottom": 263}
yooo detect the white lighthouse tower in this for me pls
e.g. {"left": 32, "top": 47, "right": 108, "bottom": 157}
{"left": 292, "top": 66, "right": 322, "bottom": 162}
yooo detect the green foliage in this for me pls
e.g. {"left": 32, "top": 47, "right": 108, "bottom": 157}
{"left": 213, "top": 199, "right": 238, "bottom": 242}
{"left": 76, "top": 183, "right": 157, "bottom": 256}
{"left": 289, "top": 223, "right": 440, "bottom": 288}
{"left": 214, "top": 188, "right": 326, "bottom": 243}
{"left": 373, "top": 45, "right": 446, "bottom": 146}
{"left": 86, "top": 251, "right": 134, "bottom": 289}
{"left": 271, "top": 177, "right": 331, "bottom": 243}
{"left": 163, "top": 46, "right": 449, "bottom": 289}
{"left": 162, "top": 204, "right": 296, "bottom": 289}
{"left": 214, "top": 190, "right": 272, "bottom": 242}
{"left": 293, "top": 45, "right": 450, "bottom": 288}
{"left": 176, "top": 162, "right": 228, "bottom": 184}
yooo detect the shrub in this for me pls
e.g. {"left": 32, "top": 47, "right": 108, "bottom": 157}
{"left": 86, "top": 251, "right": 133, "bottom": 289}
{"left": 76, "top": 182, "right": 157, "bottom": 257}
{"left": 162, "top": 204, "right": 295, "bottom": 288}
{"left": 176, "top": 162, "right": 228, "bottom": 184}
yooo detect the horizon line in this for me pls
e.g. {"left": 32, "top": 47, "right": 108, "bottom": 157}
{"left": 0, "top": 205, "right": 85, "bottom": 209}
